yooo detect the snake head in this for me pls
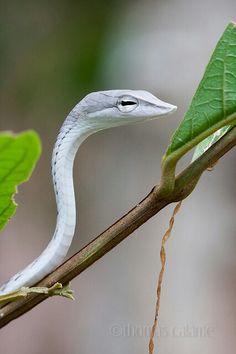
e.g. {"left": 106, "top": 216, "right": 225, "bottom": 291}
{"left": 73, "top": 89, "right": 177, "bottom": 129}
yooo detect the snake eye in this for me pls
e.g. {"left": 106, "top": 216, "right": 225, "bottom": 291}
{"left": 117, "top": 96, "right": 139, "bottom": 112}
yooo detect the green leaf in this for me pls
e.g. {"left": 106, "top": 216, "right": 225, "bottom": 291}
{"left": 0, "top": 131, "right": 41, "bottom": 230}
{"left": 159, "top": 22, "right": 236, "bottom": 196}
{"left": 166, "top": 22, "right": 236, "bottom": 158}
{"left": 192, "top": 125, "right": 231, "bottom": 161}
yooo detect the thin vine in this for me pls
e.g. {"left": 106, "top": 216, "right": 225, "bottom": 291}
{"left": 149, "top": 201, "right": 182, "bottom": 354}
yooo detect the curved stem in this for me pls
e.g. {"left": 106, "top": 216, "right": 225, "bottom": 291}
{"left": 160, "top": 112, "right": 236, "bottom": 197}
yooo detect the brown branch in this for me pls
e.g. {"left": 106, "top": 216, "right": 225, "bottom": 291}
{"left": 0, "top": 126, "right": 236, "bottom": 328}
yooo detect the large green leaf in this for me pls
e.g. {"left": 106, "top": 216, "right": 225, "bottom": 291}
{"left": 166, "top": 22, "right": 236, "bottom": 157}
{"left": 0, "top": 131, "right": 41, "bottom": 230}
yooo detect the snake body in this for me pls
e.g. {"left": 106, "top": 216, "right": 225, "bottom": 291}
{"left": 0, "top": 90, "right": 176, "bottom": 294}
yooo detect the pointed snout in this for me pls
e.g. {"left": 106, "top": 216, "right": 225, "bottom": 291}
{"left": 160, "top": 101, "right": 177, "bottom": 113}
{"left": 153, "top": 97, "right": 177, "bottom": 115}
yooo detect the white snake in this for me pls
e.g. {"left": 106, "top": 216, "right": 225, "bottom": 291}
{"left": 0, "top": 90, "right": 176, "bottom": 295}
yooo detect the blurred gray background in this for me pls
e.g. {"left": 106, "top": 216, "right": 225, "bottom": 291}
{"left": 0, "top": 1, "right": 235, "bottom": 353}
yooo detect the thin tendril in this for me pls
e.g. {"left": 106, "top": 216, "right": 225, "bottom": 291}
{"left": 148, "top": 201, "right": 182, "bottom": 354}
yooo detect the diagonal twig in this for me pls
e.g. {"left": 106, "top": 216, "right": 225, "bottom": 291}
{"left": 0, "top": 126, "right": 235, "bottom": 329}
